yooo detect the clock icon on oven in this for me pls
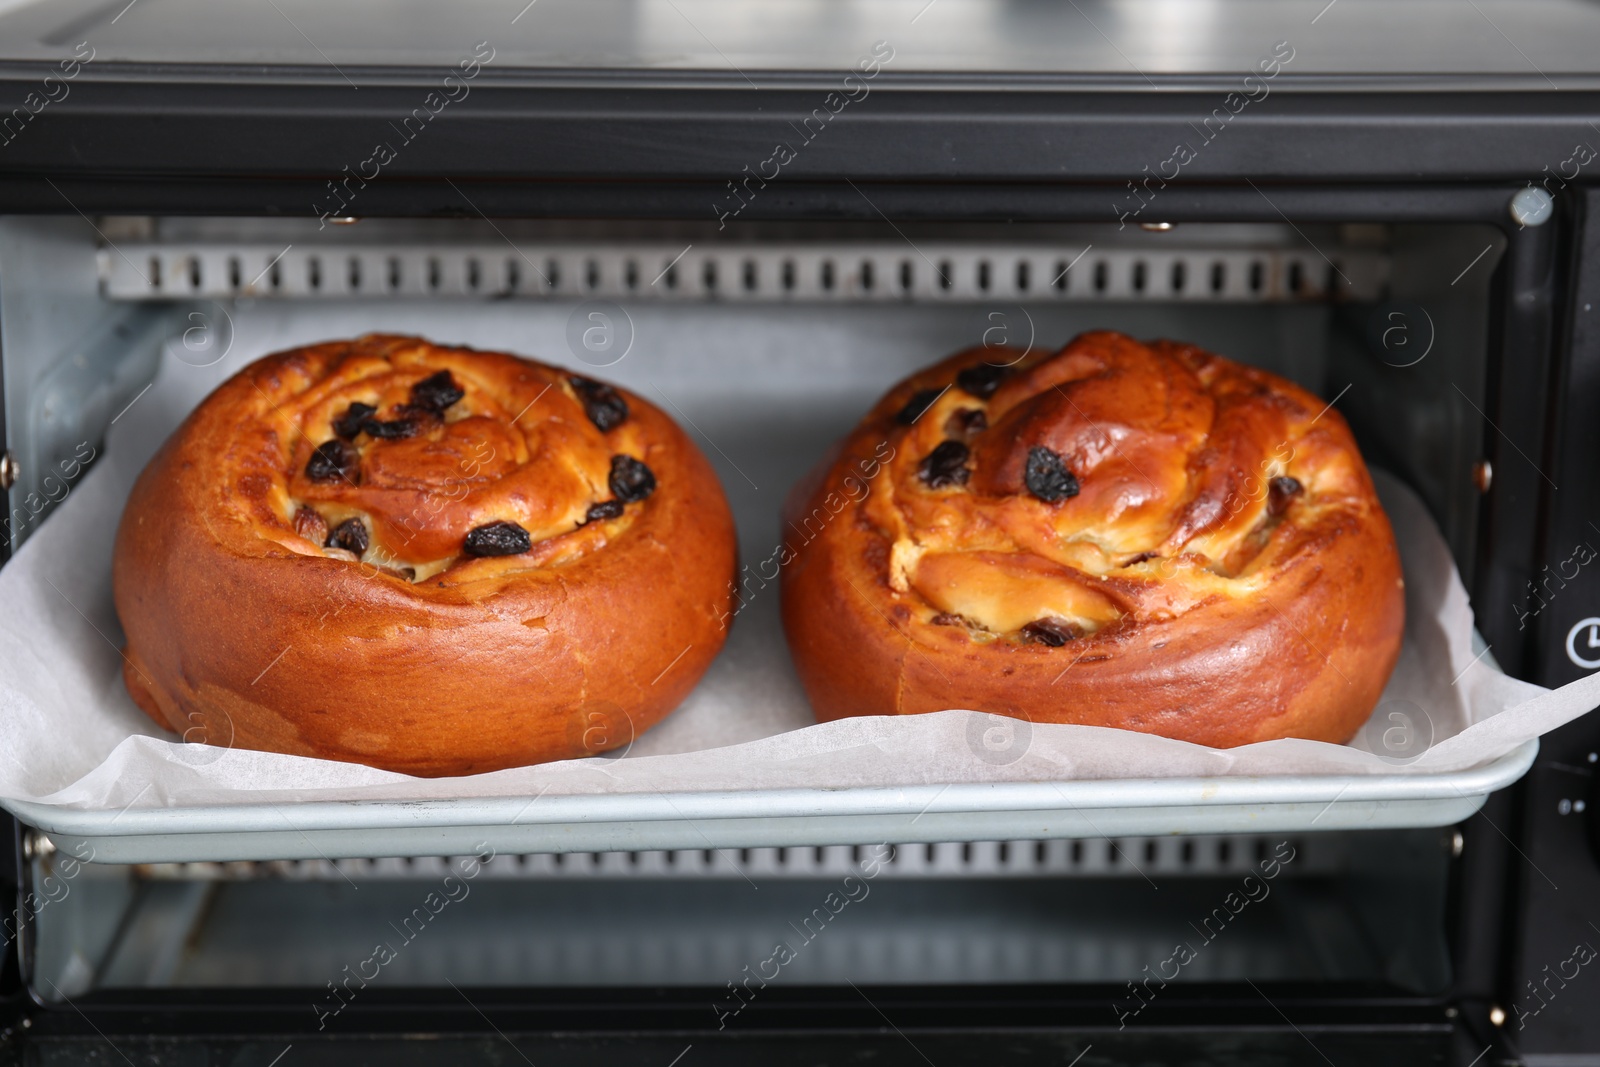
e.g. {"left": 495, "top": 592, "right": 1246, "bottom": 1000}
{"left": 1565, "top": 617, "right": 1600, "bottom": 670}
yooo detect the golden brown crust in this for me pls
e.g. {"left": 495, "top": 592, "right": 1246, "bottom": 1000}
{"left": 113, "top": 334, "right": 737, "bottom": 776}
{"left": 779, "top": 331, "right": 1404, "bottom": 748}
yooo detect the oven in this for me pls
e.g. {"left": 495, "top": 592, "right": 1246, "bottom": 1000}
{"left": 1, "top": 1, "right": 1599, "bottom": 1063}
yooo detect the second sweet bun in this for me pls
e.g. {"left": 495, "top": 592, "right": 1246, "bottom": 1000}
{"left": 780, "top": 330, "right": 1404, "bottom": 748}
{"left": 114, "top": 334, "right": 737, "bottom": 776}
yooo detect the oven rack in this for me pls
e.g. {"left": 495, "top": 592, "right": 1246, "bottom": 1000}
{"left": 7, "top": 738, "right": 1536, "bottom": 865}
{"left": 98, "top": 241, "right": 1390, "bottom": 304}
{"left": 108, "top": 833, "right": 1343, "bottom": 883}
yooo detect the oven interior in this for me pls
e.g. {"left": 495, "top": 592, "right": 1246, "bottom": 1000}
{"left": 27, "top": 831, "right": 1455, "bottom": 997}
{"left": 0, "top": 213, "right": 1508, "bottom": 1012}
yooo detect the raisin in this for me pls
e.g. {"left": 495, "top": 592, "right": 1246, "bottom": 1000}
{"left": 956, "top": 362, "right": 1008, "bottom": 399}
{"left": 361, "top": 417, "right": 419, "bottom": 440}
{"left": 325, "top": 517, "right": 369, "bottom": 555}
{"left": 1124, "top": 551, "right": 1161, "bottom": 566}
{"left": 918, "top": 440, "right": 971, "bottom": 489}
{"left": 392, "top": 403, "right": 444, "bottom": 425}
{"left": 1268, "top": 476, "right": 1303, "bottom": 517}
{"left": 895, "top": 387, "right": 944, "bottom": 426}
{"left": 570, "top": 376, "right": 629, "bottom": 432}
{"left": 583, "top": 500, "right": 626, "bottom": 525}
{"left": 332, "top": 402, "right": 376, "bottom": 440}
{"left": 1021, "top": 618, "right": 1077, "bottom": 646}
{"left": 410, "top": 370, "right": 465, "bottom": 413}
{"left": 293, "top": 506, "right": 328, "bottom": 544}
{"left": 945, "top": 409, "right": 988, "bottom": 438}
{"left": 930, "top": 613, "right": 966, "bottom": 627}
{"left": 609, "top": 455, "right": 656, "bottom": 503}
{"left": 305, "top": 440, "right": 359, "bottom": 483}
{"left": 1024, "top": 446, "right": 1079, "bottom": 503}
{"left": 463, "top": 520, "right": 532, "bottom": 557}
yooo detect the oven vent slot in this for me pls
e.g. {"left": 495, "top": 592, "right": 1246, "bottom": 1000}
{"left": 98, "top": 244, "right": 1388, "bottom": 303}
{"left": 127, "top": 834, "right": 1329, "bottom": 881}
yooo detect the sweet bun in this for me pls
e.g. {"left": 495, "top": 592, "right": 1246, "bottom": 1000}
{"left": 780, "top": 330, "right": 1404, "bottom": 748}
{"left": 114, "top": 334, "right": 736, "bottom": 776}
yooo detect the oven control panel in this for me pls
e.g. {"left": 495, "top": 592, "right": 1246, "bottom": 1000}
{"left": 1511, "top": 187, "right": 1600, "bottom": 1060}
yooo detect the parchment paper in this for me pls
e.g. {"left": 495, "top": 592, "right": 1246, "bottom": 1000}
{"left": 2, "top": 322, "right": 1595, "bottom": 816}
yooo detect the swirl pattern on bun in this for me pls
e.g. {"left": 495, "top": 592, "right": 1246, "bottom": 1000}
{"left": 780, "top": 331, "right": 1404, "bottom": 748}
{"left": 114, "top": 335, "right": 736, "bottom": 776}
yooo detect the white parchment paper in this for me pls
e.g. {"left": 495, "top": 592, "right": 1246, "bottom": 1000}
{"left": 2, "top": 327, "right": 1597, "bottom": 816}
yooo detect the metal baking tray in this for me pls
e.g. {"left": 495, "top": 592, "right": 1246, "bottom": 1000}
{"left": 7, "top": 738, "right": 1537, "bottom": 864}
{"left": 0, "top": 235, "right": 1535, "bottom": 865}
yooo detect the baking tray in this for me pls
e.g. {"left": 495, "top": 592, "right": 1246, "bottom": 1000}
{"left": 0, "top": 296, "right": 1554, "bottom": 866}
{"left": 8, "top": 738, "right": 1536, "bottom": 864}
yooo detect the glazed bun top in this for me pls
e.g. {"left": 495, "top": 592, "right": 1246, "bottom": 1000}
{"left": 207, "top": 333, "right": 665, "bottom": 590}
{"left": 860, "top": 330, "right": 1385, "bottom": 642}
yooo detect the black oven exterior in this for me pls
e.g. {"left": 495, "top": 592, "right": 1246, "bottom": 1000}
{"left": 2, "top": 19, "right": 1600, "bottom": 1066}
